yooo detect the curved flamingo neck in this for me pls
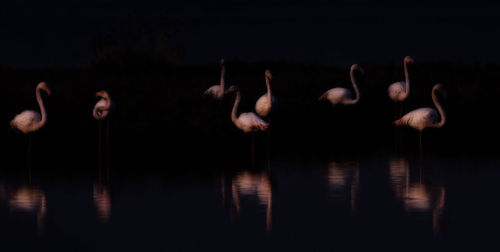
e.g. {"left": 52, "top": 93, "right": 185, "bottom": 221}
{"left": 36, "top": 86, "right": 47, "bottom": 128}
{"left": 231, "top": 91, "right": 240, "bottom": 123}
{"left": 431, "top": 86, "right": 445, "bottom": 128}
{"left": 403, "top": 60, "right": 410, "bottom": 99}
{"left": 265, "top": 75, "right": 272, "bottom": 101}
{"left": 220, "top": 64, "right": 226, "bottom": 91}
{"left": 346, "top": 67, "right": 360, "bottom": 104}
{"left": 104, "top": 92, "right": 112, "bottom": 110}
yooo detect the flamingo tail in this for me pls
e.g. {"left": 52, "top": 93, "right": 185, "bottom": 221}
{"left": 393, "top": 118, "right": 406, "bottom": 126}
{"left": 319, "top": 92, "right": 328, "bottom": 101}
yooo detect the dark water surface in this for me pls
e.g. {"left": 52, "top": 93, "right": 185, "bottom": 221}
{"left": 1, "top": 144, "right": 499, "bottom": 251}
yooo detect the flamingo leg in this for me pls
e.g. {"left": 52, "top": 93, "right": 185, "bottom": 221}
{"left": 419, "top": 131, "right": 423, "bottom": 159}
{"left": 98, "top": 120, "right": 102, "bottom": 175}
{"left": 221, "top": 174, "right": 226, "bottom": 209}
{"left": 251, "top": 134, "right": 255, "bottom": 162}
{"left": 267, "top": 116, "right": 271, "bottom": 173}
{"left": 106, "top": 119, "right": 110, "bottom": 181}
{"left": 28, "top": 135, "right": 32, "bottom": 154}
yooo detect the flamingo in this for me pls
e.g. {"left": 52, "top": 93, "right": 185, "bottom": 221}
{"left": 93, "top": 90, "right": 114, "bottom": 168}
{"left": 228, "top": 86, "right": 268, "bottom": 133}
{"left": 394, "top": 83, "right": 446, "bottom": 149}
{"left": 319, "top": 64, "right": 362, "bottom": 105}
{"left": 93, "top": 90, "right": 113, "bottom": 120}
{"left": 388, "top": 56, "right": 414, "bottom": 102}
{"left": 255, "top": 69, "right": 275, "bottom": 117}
{"left": 10, "top": 82, "right": 51, "bottom": 134}
{"left": 204, "top": 59, "right": 227, "bottom": 100}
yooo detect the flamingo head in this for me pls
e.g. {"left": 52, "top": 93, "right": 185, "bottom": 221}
{"left": 265, "top": 69, "right": 272, "bottom": 80}
{"left": 434, "top": 83, "right": 447, "bottom": 98}
{"left": 226, "top": 85, "right": 238, "bottom": 94}
{"left": 220, "top": 59, "right": 225, "bottom": 67}
{"left": 351, "top": 64, "right": 364, "bottom": 74}
{"left": 96, "top": 90, "right": 108, "bottom": 98}
{"left": 404, "top": 56, "right": 414, "bottom": 64}
{"left": 37, "top": 82, "right": 51, "bottom": 95}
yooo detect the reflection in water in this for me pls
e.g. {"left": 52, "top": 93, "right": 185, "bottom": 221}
{"left": 230, "top": 171, "right": 272, "bottom": 231}
{"left": 389, "top": 157, "right": 446, "bottom": 235}
{"left": 93, "top": 183, "right": 111, "bottom": 222}
{"left": 327, "top": 161, "right": 359, "bottom": 211}
{"left": 5, "top": 185, "right": 47, "bottom": 230}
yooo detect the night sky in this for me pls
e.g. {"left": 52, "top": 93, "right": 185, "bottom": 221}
{"left": 1, "top": 0, "right": 499, "bottom": 67}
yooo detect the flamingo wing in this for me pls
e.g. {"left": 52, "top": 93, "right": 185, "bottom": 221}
{"left": 255, "top": 94, "right": 273, "bottom": 117}
{"left": 395, "top": 108, "right": 436, "bottom": 130}
{"left": 321, "top": 88, "right": 349, "bottom": 105}
{"left": 10, "top": 110, "right": 41, "bottom": 133}
{"left": 237, "top": 112, "right": 269, "bottom": 132}
{"left": 204, "top": 85, "right": 223, "bottom": 99}
{"left": 388, "top": 81, "right": 406, "bottom": 101}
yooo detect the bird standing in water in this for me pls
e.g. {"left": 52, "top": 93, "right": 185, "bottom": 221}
{"left": 255, "top": 69, "right": 275, "bottom": 118}
{"left": 204, "top": 59, "right": 227, "bottom": 100}
{"left": 394, "top": 84, "right": 446, "bottom": 153}
{"left": 94, "top": 90, "right": 114, "bottom": 170}
{"left": 319, "top": 64, "right": 362, "bottom": 106}
{"left": 10, "top": 82, "right": 51, "bottom": 153}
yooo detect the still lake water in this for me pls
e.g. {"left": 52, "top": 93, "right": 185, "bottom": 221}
{"left": 1, "top": 147, "right": 499, "bottom": 251}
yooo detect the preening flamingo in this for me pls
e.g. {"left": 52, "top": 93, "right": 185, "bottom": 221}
{"left": 388, "top": 56, "right": 414, "bottom": 102}
{"left": 228, "top": 86, "right": 269, "bottom": 133}
{"left": 204, "top": 59, "right": 227, "bottom": 99}
{"left": 93, "top": 90, "right": 113, "bottom": 120}
{"left": 319, "top": 64, "right": 362, "bottom": 105}
{"left": 255, "top": 69, "right": 275, "bottom": 117}
{"left": 10, "top": 82, "right": 51, "bottom": 134}
{"left": 94, "top": 90, "right": 114, "bottom": 168}
{"left": 394, "top": 84, "right": 446, "bottom": 149}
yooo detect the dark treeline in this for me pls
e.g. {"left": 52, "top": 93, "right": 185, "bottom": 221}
{"left": 2, "top": 60, "right": 500, "bottom": 174}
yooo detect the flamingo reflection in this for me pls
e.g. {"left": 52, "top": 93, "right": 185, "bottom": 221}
{"left": 93, "top": 183, "right": 111, "bottom": 222}
{"left": 230, "top": 171, "right": 273, "bottom": 231}
{"left": 389, "top": 157, "right": 446, "bottom": 234}
{"left": 326, "top": 161, "right": 359, "bottom": 211}
{"left": 4, "top": 185, "right": 47, "bottom": 230}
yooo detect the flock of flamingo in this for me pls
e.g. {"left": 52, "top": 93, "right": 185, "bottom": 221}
{"left": 203, "top": 56, "right": 445, "bottom": 147}
{"left": 9, "top": 56, "right": 446, "bottom": 151}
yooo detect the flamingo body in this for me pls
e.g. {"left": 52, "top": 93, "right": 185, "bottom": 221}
{"left": 255, "top": 69, "right": 275, "bottom": 117}
{"left": 388, "top": 56, "right": 414, "bottom": 102}
{"left": 228, "top": 86, "right": 268, "bottom": 133}
{"left": 320, "top": 88, "right": 353, "bottom": 105}
{"left": 204, "top": 59, "right": 227, "bottom": 100}
{"left": 234, "top": 112, "right": 269, "bottom": 133}
{"left": 394, "top": 108, "right": 439, "bottom": 131}
{"left": 394, "top": 84, "right": 446, "bottom": 132}
{"left": 255, "top": 94, "right": 275, "bottom": 117}
{"left": 10, "top": 111, "right": 43, "bottom": 134}
{"left": 204, "top": 85, "right": 225, "bottom": 100}
{"left": 388, "top": 81, "right": 408, "bottom": 102}
{"left": 10, "top": 82, "right": 50, "bottom": 134}
{"left": 319, "top": 64, "right": 362, "bottom": 106}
